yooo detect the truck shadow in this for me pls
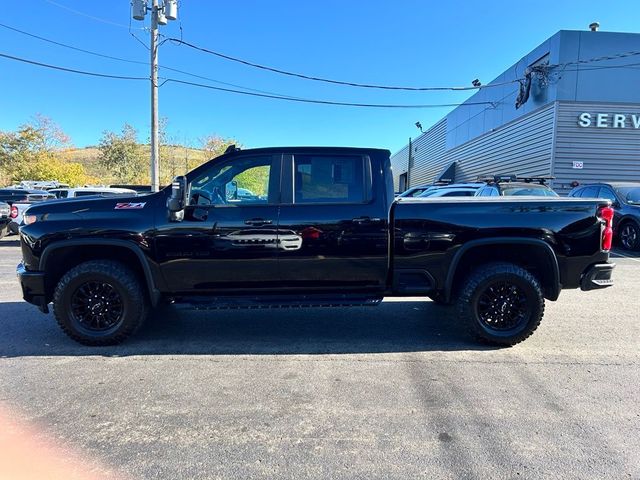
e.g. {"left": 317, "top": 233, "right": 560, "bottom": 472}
{"left": 0, "top": 300, "right": 499, "bottom": 357}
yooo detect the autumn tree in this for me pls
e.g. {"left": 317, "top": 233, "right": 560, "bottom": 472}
{"left": 0, "top": 115, "right": 89, "bottom": 186}
{"left": 201, "top": 134, "right": 240, "bottom": 158}
{"left": 98, "top": 124, "right": 145, "bottom": 183}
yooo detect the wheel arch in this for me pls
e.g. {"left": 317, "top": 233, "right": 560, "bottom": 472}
{"left": 444, "top": 238, "right": 561, "bottom": 303}
{"left": 40, "top": 239, "right": 160, "bottom": 306}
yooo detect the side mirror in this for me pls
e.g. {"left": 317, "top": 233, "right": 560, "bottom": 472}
{"left": 230, "top": 180, "right": 239, "bottom": 200}
{"left": 167, "top": 175, "right": 187, "bottom": 221}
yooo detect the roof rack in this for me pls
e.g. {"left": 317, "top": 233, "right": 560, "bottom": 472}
{"left": 432, "top": 179, "right": 452, "bottom": 186}
{"left": 477, "top": 174, "right": 554, "bottom": 185}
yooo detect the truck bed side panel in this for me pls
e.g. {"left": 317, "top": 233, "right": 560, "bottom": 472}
{"left": 390, "top": 198, "right": 610, "bottom": 292}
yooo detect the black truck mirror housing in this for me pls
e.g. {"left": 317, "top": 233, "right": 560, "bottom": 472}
{"left": 167, "top": 175, "right": 187, "bottom": 221}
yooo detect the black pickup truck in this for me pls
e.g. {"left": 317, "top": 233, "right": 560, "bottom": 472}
{"left": 17, "top": 146, "right": 615, "bottom": 346}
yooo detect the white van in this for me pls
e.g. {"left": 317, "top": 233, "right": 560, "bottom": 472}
{"left": 49, "top": 187, "right": 137, "bottom": 199}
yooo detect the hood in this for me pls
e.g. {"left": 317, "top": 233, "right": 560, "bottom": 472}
{"left": 25, "top": 193, "right": 161, "bottom": 216}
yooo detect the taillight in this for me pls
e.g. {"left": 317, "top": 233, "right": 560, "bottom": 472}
{"left": 599, "top": 206, "right": 614, "bottom": 251}
{"left": 10, "top": 205, "right": 18, "bottom": 219}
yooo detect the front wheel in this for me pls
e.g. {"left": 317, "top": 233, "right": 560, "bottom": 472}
{"left": 53, "top": 260, "right": 148, "bottom": 346}
{"left": 456, "top": 262, "right": 545, "bottom": 346}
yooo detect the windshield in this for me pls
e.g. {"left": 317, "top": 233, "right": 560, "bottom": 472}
{"left": 614, "top": 186, "right": 640, "bottom": 204}
{"left": 501, "top": 186, "right": 558, "bottom": 197}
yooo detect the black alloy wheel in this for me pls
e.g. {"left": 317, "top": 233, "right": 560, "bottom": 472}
{"left": 53, "top": 260, "right": 148, "bottom": 345}
{"left": 457, "top": 262, "right": 545, "bottom": 346}
{"left": 476, "top": 281, "right": 529, "bottom": 331}
{"left": 619, "top": 222, "right": 640, "bottom": 251}
{"left": 70, "top": 281, "right": 124, "bottom": 332}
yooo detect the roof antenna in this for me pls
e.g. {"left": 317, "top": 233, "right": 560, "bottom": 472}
{"left": 589, "top": 22, "right": 600, "bottom": 32}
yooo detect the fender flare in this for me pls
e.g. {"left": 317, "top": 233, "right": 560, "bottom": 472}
{"left": 39, "top": 239, "right": 161, "bottom": 306}
{"left": 444, "top": 237, "right": 561, "bottom": 302}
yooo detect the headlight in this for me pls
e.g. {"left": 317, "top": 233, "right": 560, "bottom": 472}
{"left": 23, "top": 214, "right": 38, "bottom": 225}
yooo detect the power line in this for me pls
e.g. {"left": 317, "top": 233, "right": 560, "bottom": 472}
{"left": 43, "top": 0, "right": 144, "bottom": 30}
{"left": 0, "top": 22, "right": 146, "bottom": 66}
{"left": 551, "top": 50, "right": 640, "bottom": 68}
{"left": 0, "top": 52, "right": 148, "bottom": 81}
{"left": 0, "top": 22, "right": 309, "bottom": 99}
{"left": 161, "top": 78, "right": 495, "bottom": 108}
{"left": 164, "top": 37, "right": 521, "bottom": 92}
{"left": 0, "top": 51, "right": 496, "bottom": 109}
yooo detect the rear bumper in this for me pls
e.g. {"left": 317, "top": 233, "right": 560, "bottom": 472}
{"left": 580, "top": 263, "right": 615, "bottom": 291}
{"left": 16, "top": 262, "right": 49, "bottom": 313}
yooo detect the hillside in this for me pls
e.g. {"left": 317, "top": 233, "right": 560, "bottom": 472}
{"left": 63, "top": 145, "right": 211, "bottom": 185}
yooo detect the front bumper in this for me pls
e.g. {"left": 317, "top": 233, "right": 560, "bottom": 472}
{"left": 16, "top": 262, "right": 49, "bottom": 313}
{"left": 580, "top": 263, "right": 615, "bottom": 291}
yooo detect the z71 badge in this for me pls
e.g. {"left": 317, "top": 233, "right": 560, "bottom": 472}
{"left": 114, "top": 202, "right": 146, "bottom": 210}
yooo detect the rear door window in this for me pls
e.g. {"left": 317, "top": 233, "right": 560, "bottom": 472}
{"left": 293, "top": 155, "right": 369, "bottom": 204}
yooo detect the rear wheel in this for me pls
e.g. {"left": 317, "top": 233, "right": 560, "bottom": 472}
{"left": 456, "top": 262, "right": 544, "bottom": 346}
{"left": 53, "top": 260, "right": 148, "bottom": 346}
{"left": 619, "top": 221, "right": 640, "bottom": 251}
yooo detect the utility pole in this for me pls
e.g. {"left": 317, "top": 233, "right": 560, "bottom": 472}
{"left": 132, "top": 0, "right": 178, "bottom": 191}
{"left": 150, "top": 0, "right": 160, "bottom": 192}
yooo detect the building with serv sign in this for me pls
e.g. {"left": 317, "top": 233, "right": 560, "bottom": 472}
{"left": 391, "top": 28, "right": 640, "bottom": 194}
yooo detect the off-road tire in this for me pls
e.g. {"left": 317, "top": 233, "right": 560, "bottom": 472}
{"left": 456, "top": 262, "right": 545, "bottom": 346}
{"left": 53, "top": 260, "right": 148, "bottom": 346}
{"left": 619, "top": 221, "right": 640, "bottom": 251}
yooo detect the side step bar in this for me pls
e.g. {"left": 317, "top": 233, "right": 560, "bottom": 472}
{"left": 171, "top": 294, "right": 384, "bottom": 310}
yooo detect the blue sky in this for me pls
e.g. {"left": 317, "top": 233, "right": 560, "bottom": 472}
{"left": 1, "top": 1, "right": 638, "bottom": 153}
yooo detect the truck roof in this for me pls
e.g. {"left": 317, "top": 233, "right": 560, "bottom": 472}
{"left": 218, "top": 146, "right": 391, "bottom": 157}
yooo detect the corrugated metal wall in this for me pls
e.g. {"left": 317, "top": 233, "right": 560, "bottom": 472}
{"left": 553, "top": 102, "right": 640, "bottom": 194}
{"left": 390, "top": 144, "right": 409, "bottom": 192}
{"left": 407, "top": 120, "right": 447, "bottom": 186}
{"left": 446, "top": 103, "right": 555, "bottom": 182}
{"left": 391, "top": 104, "right": 556, "bottom": 189}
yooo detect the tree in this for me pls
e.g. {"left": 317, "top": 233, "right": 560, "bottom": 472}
{"left": 201, "top": 134, "right": 240, "bottom": 158}
{"left": 0, "top": 115, "right": 90, "bottom": 186}
{"left": 98, "top": 124, "right": 145, "bottom": 183}
{"left": 11, "top": 154, "right": 93, "bottom": 186}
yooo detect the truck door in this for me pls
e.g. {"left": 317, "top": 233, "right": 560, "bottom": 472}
{"left": 154, "top": 154, "right": 282, "bottom": 292}
{"left": 276, "top": 153, "right": 388, "bottom": 291}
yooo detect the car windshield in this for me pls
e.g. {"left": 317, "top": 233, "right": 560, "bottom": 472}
{"left": 501, "top": 185, "right": 558, "bottom": 196}
{"left": 614, "top": 186, "right": 640, "bottom": 204}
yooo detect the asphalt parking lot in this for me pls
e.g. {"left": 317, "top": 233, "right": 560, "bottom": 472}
{"left": 0, "top": 236, "right": 638, "bottom": 479}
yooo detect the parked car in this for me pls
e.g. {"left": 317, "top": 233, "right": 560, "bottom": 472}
{"left": 12, "top": 180, "right": 70, "bottom": 191}
{"left": 418, "top": 183, "right": 484, "bottom": 198}
{"left": 475, "top": 176, "right": 558, "bottom": 197}
{"left": 0, "top": 188, "right": 56, "bottom": 235}
{"left": 397, "top": 185, "right": 433, "bottom": 198}
{"left": 0, "top": 201, "right": 10, "bottom": 238}
{"left": 568, "top": 182, "right": 640, "bottom": 250}
{"left": 0, "top": 188, "right": 55, "bottom": 203}
{"left": 48, "top": 187, "right": 138, "bottom": 199}
{"left": 18, "top": 146, "right": 614, "bottom": 347}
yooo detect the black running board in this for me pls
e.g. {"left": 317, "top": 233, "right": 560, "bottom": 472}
{"left": 170, "top": 294, "right": 383, "bottom": 310}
